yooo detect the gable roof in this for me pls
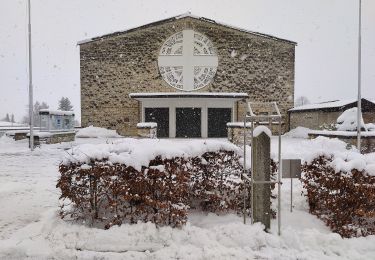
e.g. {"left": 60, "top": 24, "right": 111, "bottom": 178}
{"left": 77, "top": 12, "right": 297, "bottom": 45}
{"left": 289, "top": 98, "right": 375, "bottom": 113}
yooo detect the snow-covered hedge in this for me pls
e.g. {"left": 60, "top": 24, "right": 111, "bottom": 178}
{"left": 58, "top": 150, "right": 249, "bottom": 228}
{"left": 57, "top": 139, "right": 280, "bottom": 229}
{"left": 302, "top": 156, "right": 375, "bottom": 238}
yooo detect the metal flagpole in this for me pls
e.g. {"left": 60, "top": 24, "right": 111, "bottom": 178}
{"left": 28, "top": 0, "right": 34, "bottom": 151}
{"left": 357, "top": 0, "right": 362, "bottom": 151}
{"left": 243, "top": 109, "right": 247, "bottom": 224}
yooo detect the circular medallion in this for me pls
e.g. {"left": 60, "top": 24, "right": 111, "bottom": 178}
{"left": 158, "top": 30, "right": 218, "bottom": 91}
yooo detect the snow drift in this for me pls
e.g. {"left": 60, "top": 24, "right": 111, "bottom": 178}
{"left": 76, "top": 125, "right": 121, "bottom": 138}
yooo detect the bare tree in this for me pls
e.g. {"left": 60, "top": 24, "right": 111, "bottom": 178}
{"left": 295, "top": 96, "right": 311, "bottom": 107}
{"left": 22, "top": 101, "right": 49, "bottom": 126}
{"left": 4, "top": 113, "right": 10, "bottom": 122}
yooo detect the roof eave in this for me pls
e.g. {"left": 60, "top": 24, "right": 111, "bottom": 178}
{"left": 129, "top": 92, "right": 249, "bottom": 100}
{"left": 77, "top": 13, "right": 297, "bottom": 46}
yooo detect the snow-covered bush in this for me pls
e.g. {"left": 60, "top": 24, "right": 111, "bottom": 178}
{"left": 336, "top": 107, "right": 366, "bottom": 131}
{"left": 58, "top": 156, "right": 190, "bottom": 228}
{"left": 302, "top": 156, "right": 375, "bottom": 238}
{"left": 57, "top": 151, "right": 271, "bottom": 229}
{"left": 284, "top": 127, "right": 311, "bottom": 139}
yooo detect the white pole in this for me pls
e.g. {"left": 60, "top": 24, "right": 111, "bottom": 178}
{"left": 243, "top": 110, "right": 247, "bottom": 224}
{"left": 357, "top": 0, "right": 362, "bottom": 151}
{"left": 28, "top": 0, "right": 34, "bottom": 151}
{"left": 278, "top": 118, "right": 281, "bottom": 236}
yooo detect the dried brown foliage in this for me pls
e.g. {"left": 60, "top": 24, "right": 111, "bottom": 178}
{"left": 58, "top": 151, "right": 274, "bottom": 229}
{"left": 302, "top": 156, "right": 375, "bottom": 237}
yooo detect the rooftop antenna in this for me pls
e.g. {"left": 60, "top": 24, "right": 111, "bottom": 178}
{"left": 28, "top": 0, "right": 34, "bottom": 151}
{"left": 357, "top": 0, "right": 362, "bottom": 151}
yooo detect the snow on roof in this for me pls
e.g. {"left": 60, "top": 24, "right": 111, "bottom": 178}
{"left": 129, "top": 92, "right": 248, "bottom": 99}
{"left": 289, "top": 99, "right": 361, "bottom": 112}
{"left": 77, "top": 13, "right": 297, "bottom": 45}
{"left": 226, "top": 122, "right": 252, "bottom": 128}
{"left": 39, "top": 109, "right": 74, "bottom": 116}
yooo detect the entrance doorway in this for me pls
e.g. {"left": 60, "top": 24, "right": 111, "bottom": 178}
{"left": 145, "top": 107, "right": 169, "bottom": 137}
{"left": 176, "top": 108, "right": 201, "bottom": 138}
{"left": 208, "top": 108, "right": 232, "bottom": 137}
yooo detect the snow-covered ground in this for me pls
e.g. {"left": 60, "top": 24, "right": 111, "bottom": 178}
{"left": 0, "top": 121, "right": 26, "bottom": 127}
{"left": 0, "top": 134, "right": 375, "bottom": 259}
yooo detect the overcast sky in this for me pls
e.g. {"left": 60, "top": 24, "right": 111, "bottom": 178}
{"left": 0, "top": 0, "right": 374, "bottom": 122}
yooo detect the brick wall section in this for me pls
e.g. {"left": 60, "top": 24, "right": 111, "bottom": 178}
{"left": 80, "top": 17, "right": 296, "bottom": 136}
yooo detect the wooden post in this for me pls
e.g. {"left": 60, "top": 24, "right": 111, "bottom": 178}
{"left": 252, "top": 131, "right": 271, "bottom": 230}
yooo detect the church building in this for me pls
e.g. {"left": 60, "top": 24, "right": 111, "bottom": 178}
{"left": 79, "top": 14, "right": 296, "bottom": 138}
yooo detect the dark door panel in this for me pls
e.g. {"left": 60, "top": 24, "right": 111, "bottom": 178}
{"left": 145, "top": 108, "right": 169, "bottom": 138}
{"left": 176, "top": 108, "right": 201, "bottom": 138}
{"left": 208, "top": 108, "right": 232, "bottom": 137}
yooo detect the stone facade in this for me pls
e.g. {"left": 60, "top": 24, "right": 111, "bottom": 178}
{"left": 80, "top": 15, "right": 296, "bottom": 136}
{"left": 227, "top": 124, "right": 252, "bottom": 146}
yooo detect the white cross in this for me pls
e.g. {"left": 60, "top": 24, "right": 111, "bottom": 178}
{"left": 158, "top": 30, "right": 218, "bottom": 91}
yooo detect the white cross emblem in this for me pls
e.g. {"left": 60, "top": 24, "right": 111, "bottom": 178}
{"left": 158, "top": 30, "right": 218, "bottom": 91}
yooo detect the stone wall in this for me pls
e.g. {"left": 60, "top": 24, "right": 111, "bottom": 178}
{"left": 137, "top": 126, "right": 157, "bottom": 139}
{"left": 227, "top": 125, "right": 252, "bottom": 146}
{"left": 46, "top": 132, "right": 76, "bottom": 144}
{"left": 308, "top": 133, "right": 375, "bottom": 154}
{"left": 80, "top": 16, "right": 295, "bottom": 136}
{"left": 28, "top": 132, "right": 76, "bottom": 146}
{"left": 290, "top": 111, "right": 375, "bottom": 130}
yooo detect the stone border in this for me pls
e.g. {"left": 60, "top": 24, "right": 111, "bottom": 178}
{"left": 308, "top": 132, "right": 375, "bottom": 154}
{"left": 137, "top": 122, "right": 157, "bottom": 138}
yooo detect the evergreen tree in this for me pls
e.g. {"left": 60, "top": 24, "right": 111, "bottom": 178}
{"left": 11, "top": 114, "right": 15, "bottom": 123}
{"left": 58, "top": 97, "right": 73, "bottom": 111}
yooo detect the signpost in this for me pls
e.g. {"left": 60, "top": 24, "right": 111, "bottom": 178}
{"left": 282, "top": 159, "right": 301, "bottom": 212}
{"left": 245, "top": 102, "right": 282, "bottom": 235}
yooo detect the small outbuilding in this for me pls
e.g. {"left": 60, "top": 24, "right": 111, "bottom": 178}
{"left": 288, "top": 98, "right": 375, "bottom": 130}
{"left": 39, "top": 109, "right": 75, "bottom": 132}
